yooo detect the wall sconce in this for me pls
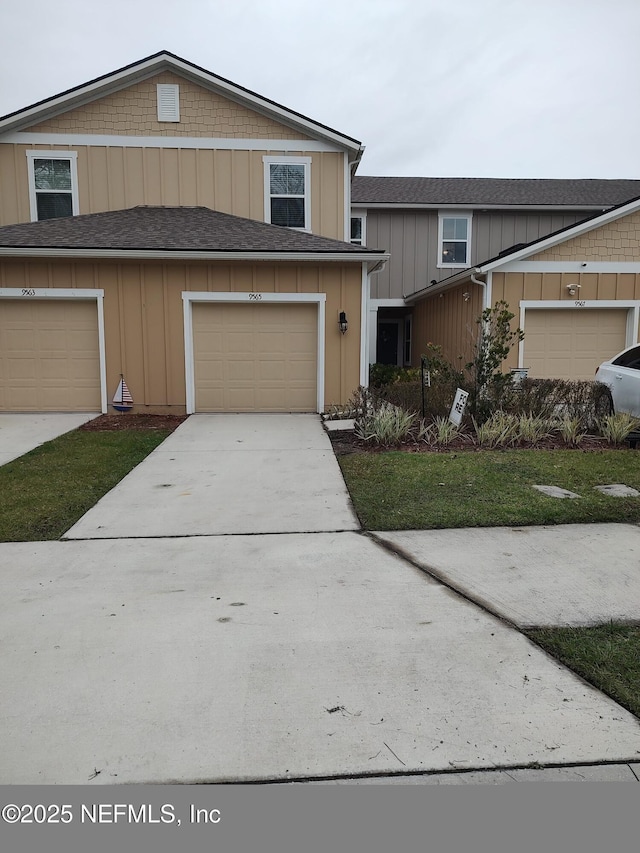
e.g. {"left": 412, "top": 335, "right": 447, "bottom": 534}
{"left": 462, "top": 292, "right": 471, "bottom": 302}
{"left": 566, "top": 283, "right": 581, "bottom": 297}
{"left": 338, "top": 311, "right": 348, "bottom": 334}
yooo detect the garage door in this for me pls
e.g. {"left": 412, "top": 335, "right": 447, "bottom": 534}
{"left": 524, "top": 309, "right": 628, "bottom": 380}
{"left": 0, "top": 299, "right": 101, "bottom": 412}
{"left": 193, "top": 302, "right": 317, "bottom": 412}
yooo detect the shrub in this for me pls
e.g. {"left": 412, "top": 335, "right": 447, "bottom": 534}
{"left": 517, "top": 414, "right": 552, "bottom": 446}
{"left": 505, "top": 379, "right": 613, "bottom": 430}
{"left": 554, "top": 415, "right": 586, "bottom": 447}
{"left": 432, "top": 416, "right": 460, "bottom": 447}
{"left": 354, "top": 401, "right": 416, "bottom": 447}
{"left": 369, "top": 363, "right": 420, "bottom": 388}
{"left": 598, "top": 413, "right": 640, "bottom": 445}
{"left": 472, "top": 411, "right": 519, "bottom": 448}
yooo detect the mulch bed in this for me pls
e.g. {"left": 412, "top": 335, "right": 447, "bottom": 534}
{"left": 327, "top": 428, "right": 619, "bottom": 456}
{"left": 79, "top": 414, "right": 188, "bottom": 432}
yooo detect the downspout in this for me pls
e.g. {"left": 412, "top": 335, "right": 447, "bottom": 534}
{"left": 470, "top": 271, "right": 488, "bottom": 311}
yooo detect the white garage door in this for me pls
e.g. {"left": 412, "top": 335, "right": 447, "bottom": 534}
{"left": 0, "top": 299, "right": 101, "bottom": 411}
{"left": 524, "top": 309, "right": 628, "bottom": 380}
{"left": 193, "top": 302, "right": 317, "bottom": 412}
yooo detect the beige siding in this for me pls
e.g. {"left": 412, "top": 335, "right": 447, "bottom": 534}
{"left": 0, "top": 144, "right": 345, "bottom": 239}
{"left": 0, "top": 259, "right": 362, "bottom": 413}
{"left": 0, "top": 299, "right": 100, "bottom": 411}
{"left": 24, "top": 72, "right": 312, "bottom": 139}
{"left": 529, "top": 211, "right": 640, "bottom": 261}
{"left": 365, "top": 209, "right": 586, "bottom": 299}
{"left": 410, "top": 281, "right": 483, "bottom": 367}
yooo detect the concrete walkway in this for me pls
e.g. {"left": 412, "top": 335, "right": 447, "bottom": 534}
{"left": 3, "top": 533, "right": 640, "bottom": 784}
{"left": 2, "top": 413, "right": 640, "bottom": 784}
{"left": 0, "top": 412, "right": 97, "bottom": 466}
{"left": 375, "top": 524, "right": 640, "bottom": 627}
{"left": 65, "top": 414, "right": 358, "bottom": 538}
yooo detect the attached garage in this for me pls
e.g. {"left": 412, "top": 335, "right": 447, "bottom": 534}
{"left": 192, "top": 300, "right": 318, "bottom": 412}
{"left": 522, "top": 308, "right": 629, "bottom": 380}
{"left": 0, "top": 297, "right": 102, "bottom": 411}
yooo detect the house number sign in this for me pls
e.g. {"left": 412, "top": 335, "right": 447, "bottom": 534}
{"left": 574, "top": 300, "right": 586, "bottom": 307}
{"left": 248, "top": 293, "right": 263, "bottom": 300}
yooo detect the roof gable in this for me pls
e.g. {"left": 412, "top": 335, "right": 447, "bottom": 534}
{"left": 21, "top": 70, "right": 312, "bottom": 141}
{"left": 0, "top": 51, "right": 362, "bottom": 154}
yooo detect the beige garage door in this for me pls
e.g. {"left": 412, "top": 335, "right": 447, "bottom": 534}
{"left": 0, "top": 299, "right": 101, "bottom": 411}
{"left": 193, "top": 302, "right": 317, "bottom": 412}
{"left": 524, "top": 308, "right": 628, "bottom": 380}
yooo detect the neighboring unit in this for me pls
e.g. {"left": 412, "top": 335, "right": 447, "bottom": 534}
{"left": 408, "top": 195, "right": 640, "bottom": 381}
{"left": 0, "top": 51, "right": 388, "bottom": 413}
{"left": 352, "top": 177, "right": 640, "bottom": 366}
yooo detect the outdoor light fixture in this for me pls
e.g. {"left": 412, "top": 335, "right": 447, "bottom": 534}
{"left": 339, "top": 311, "right": 348, "bottom": 334}
{"left": 566, "top": 283, "right": 581, "bottom": 297}
{"left": 462, "top": 292, "right": 471, "bottom": 302}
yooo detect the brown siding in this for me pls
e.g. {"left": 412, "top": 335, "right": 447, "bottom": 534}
{"left": 24, "top": 72, "right": 312, "bottom": 139}
{"left": 411, "top": 281, "right": 483, "bottom": 368}
{"left": 0, "top": 259, "right": 362, "bottom": 412}
{"left": 0, "top": 144, "right": 345, "bottom": 239}
{"left": 528, "top": 210, "right": 640, "bottom": 261}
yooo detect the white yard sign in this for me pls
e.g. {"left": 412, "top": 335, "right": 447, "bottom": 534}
{"left": 449, "top": 388, "right": 469, "bottom": 426}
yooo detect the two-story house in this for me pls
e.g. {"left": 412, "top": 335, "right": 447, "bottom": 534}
{"left": 352, "top": 176, "right": 640, "bottom": 372}
{"left": 0, "top": 51, "right": 387, "bottom": 414}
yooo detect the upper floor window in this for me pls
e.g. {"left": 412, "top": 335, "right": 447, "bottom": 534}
{"left": 263, "top": 156, "right": 311, "bottom": 230}
{"left": 438, "top": 212, "right": 472, "bottom": 267}
{"left": 350, "top": 213, "right": 366, "bottom": 245}
{"left": 27, "top": 151, "right": 79, "bottom": 222}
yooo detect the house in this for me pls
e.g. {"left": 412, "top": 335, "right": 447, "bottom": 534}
{"left": 0, "top": 51, "right": 388, "bottom": 414}
{"left": 351, "top": 176, "right": 640, "bottom": 367}
{"left": 407, "top": 194, "right": 640, "bottom": 381}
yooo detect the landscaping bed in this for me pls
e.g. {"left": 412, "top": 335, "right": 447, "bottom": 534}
{"left": 80, "top": 413, "right": 188, "bottom": 431}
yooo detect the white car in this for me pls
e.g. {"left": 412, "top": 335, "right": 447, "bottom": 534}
{"left": 595, "top": 344, "right": 640, "bottom": 417}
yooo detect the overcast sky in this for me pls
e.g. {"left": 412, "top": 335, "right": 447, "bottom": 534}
{"left": 1, "top": 0, "right": 639, "bottom": 179}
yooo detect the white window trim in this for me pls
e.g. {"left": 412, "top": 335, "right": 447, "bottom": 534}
{"left": 263, "top": 156, "right": 311, "bottom": 232}
{"left": 437, "top": 211, "right": 472, "bottom": 269}
{"left": 26, "top": 151, "right": 79, "bottom": 223}
{"left": 350, "top": 209, "right": 367, "bottom": 246}
{"left": 156, "top": 84, "right": 180, "bottom": 122}
{"left": 182, "top": 291, "right": 326, "bottom": 414}
{"left": 517, "top": 299, "right": 640, "bottom": 368}
{"left": 0, "top": 287, "right": 107, "bottom": 412}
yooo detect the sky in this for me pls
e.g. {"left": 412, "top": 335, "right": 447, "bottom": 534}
{"left": 1, "top": 0, "right": 639, "bottom": 179}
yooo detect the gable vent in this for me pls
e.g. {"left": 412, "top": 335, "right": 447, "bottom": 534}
{"left": 157, "top": 84, "right": 180, "bottom": 122}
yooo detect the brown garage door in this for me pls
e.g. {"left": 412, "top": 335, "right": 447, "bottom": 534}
{"left": 524, "top": 308, "right": 628, "bottom": 380}
{"left": 0, "top": 299, "right": 101, "bottom": 411}
{"left": 193, "top": 301, "right": 317, "bottom": 412}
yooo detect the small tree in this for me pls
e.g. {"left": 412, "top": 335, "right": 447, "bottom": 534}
{"left": 466, "top": 301, "right": 524, "bottom": 420}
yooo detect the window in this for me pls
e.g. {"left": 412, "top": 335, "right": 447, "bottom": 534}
{"left": 438, "top": 213, "right": 472, "bottom": 267}
{"left": 350, "top": 213, "right": 366, "bottom": 245}
{"left": 263, "top": 157, "right": 311, "bottom": 230}
{"left": 27, "top": 152, "right": 79, "bottom": 222}
{"left": 404, "top": 315, "right": 412, "bottom": 365}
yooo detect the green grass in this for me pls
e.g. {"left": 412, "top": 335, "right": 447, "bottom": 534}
{"left": 527, "top": 624, "right": 640, "bottom": 719}
{"left": 0, "top": 429, "right": 170, "bottom": 541}
{"left": 339, "top": 449, "right": 640, "bottom": 530}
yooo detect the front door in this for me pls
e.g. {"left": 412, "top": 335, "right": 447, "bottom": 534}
{"left": 376, "top": 320, "right": 401, "bottom": 365}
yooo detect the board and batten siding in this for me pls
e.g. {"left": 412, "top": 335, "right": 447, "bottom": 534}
{"left": 0, "top": 259, "right": 363, "bottom": 412}
{"left": 0, "top": 144, "right": 346, "bottom": 240}
{"left": 364, "top": 210, "right": 586, "bottom": 299}
{"left": 410, "top": 283, "right": 483, "bottom": 368}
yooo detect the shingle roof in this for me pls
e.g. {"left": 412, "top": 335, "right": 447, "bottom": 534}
{"left": 352, "top": 176, "right": 640, "bottom": 208}
{"left": 0, "top": 206, "right": 376, "bottom": 254}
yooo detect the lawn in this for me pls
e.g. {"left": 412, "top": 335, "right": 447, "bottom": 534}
{"left": 339, "top": 448, "right": 640, "bottom": 530}
{"left": 527, "top": 624, "right": 640, "bottom": 720}
{"left": 0, "top": 428, "right": 171, "bottom": 541}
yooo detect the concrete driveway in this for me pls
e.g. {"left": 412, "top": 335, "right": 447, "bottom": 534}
{"left": 3, "top": 532, "right": 640, "bottom": 784}
{"left": 0, "top": 412, "right": 97, "bottom": 466}
{"left": 65, "top": 414, "right": 358, "bottom": 538}
{"left": 2, "top": 412, "right": 640, "bottom": 784}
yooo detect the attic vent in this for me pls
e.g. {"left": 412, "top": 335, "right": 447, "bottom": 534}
{"left": 157, "top": 84, "right": 180, "bottom": 122}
